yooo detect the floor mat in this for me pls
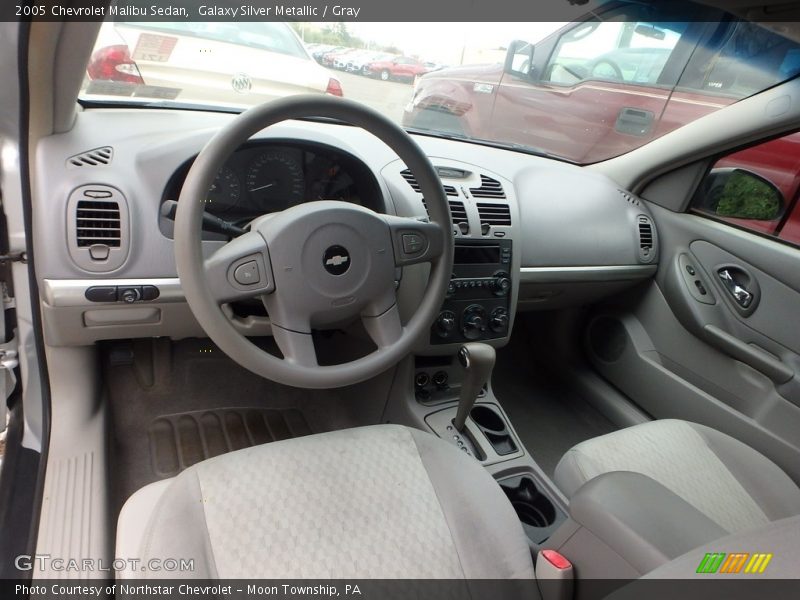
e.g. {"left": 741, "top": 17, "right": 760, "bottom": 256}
{"left": 148, "top": 408, "right": 313, "bottom": 477}
{"left": 105, "top": 337, "right": 390, "bottom": 512}
{"left": 492, "top": 331, "right": 617, "bottom": 477}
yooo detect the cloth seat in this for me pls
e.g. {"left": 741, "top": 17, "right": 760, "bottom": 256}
{"left": 116, "top": 424, "right": 535, "bottom": 579}
{"left": 554, "top": 419, "right": 800, "bottom": 534}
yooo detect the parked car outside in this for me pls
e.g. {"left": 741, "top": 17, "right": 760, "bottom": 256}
{"left": 86, "top": 21, "right": 343, "bottom": 106}
{"left": 365, "top": 55, "right": 432, "bottom": 82}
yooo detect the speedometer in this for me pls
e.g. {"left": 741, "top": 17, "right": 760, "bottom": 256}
{"left": 245, "top": 151, "right": 304, "bottom": 211}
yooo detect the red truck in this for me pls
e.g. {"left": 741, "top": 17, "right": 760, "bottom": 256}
{"left": 366, "top": 55, "right": 431, "bottom": 82}
{"left": 403, "top": 1, "right": 800, "bottom": 245}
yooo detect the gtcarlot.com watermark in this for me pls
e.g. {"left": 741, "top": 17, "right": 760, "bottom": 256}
{"left": 15, "top": 554, "right": 195, "bottom": 573}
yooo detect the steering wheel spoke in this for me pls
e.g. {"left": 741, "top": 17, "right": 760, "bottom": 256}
{"left": 271, "top": 323, "right": 318, "bottom": 367}
{"left": 362, "top": 295, "right": 403, "bottom": 348}
{"left": 203, "top": 230, "right": 275, "bottom": 304}
{"left": 385, "top": 215, "right": 446, "bottom": 267}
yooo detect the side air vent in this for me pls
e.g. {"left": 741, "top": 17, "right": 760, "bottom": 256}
{"left": 476, "top": 203, "right": 511, "bottom": 226}
{"left": 637, "top": 215, "right": 656, "bottom": 263}
{"left": 67, "top": 146, "right": 114, "bottom": 168}
{"left": 619, "top": 189, "right": 641, "bottom": 206}
{"left": 470, "top": 174, "right": 506, "bottom": 199}
{"left": 67, "top": 185, "right": 130, "bottom": 272}
{"left": 400, "top": 168, "right": 458, "bottom": 196}
{"left": 76, "top": 199, "right": 121, "bottom": 247}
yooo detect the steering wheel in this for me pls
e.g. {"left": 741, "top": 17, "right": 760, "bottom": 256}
{"left": 591, "top": 58, "right": 624, "bottom": 81}
{"left": 174, "top": 95, "right": 453, "bottom": 389}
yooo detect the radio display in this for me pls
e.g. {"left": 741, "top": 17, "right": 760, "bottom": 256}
{"left": 454, "top": 245, "right": 501, "bottom": 264}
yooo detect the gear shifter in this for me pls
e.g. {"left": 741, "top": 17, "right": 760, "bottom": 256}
{"left": 453, "top": 342, "right": 496, "bottom": 431}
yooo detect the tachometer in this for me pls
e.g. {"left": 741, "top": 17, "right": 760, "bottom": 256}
{"left": 245, "top": 151, "right": 304, "bottom": 211}
{"left": 206, "top": 165, "right": 241, "bottom": 214}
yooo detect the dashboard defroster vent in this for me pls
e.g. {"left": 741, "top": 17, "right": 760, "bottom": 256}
{"left": 400, "top": 168, "right": 458, "bottom": 196}
{"left": 637, "top": 215, "right": 656, "bottom": 263}
{"left": 476, "top": 203, "right": 511, "bottom": 226}
{"left": 619, "top": 189, "right": 641, "bottom": 206}
{"left": 67, "top": 146, "right": 114, "bottom": 168}
{"left": 470, "top": 175, "right": 506, "bottom": 199}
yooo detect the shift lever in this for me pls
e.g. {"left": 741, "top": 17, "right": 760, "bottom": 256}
{"left": 453, "top": 343, "right": 496, "bottom": 431}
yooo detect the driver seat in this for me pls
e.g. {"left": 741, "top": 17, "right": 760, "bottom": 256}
{"left": 116, "top": 424, "right": 535, "bottom": 579}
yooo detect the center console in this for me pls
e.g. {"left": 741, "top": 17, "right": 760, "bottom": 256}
{"left": 431, "top": 239, "right": 513, "bottom": 344}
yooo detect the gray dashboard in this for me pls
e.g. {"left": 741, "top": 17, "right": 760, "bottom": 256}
{"left": 35, "top": 107, "right": 658, "bottom": 347}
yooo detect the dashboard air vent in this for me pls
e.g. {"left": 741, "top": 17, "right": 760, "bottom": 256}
{"left": 400, "top": 168, "right": 458, "bottom": 196}
{"left": 67, "top": 146, "right": 114, "bottom": 168}
{"left": 67, "top": 185, "right": 130, "bottom": 272}
{"left": 76, "top": 198, "right": 121, "bottom": 247}
{"left": 637, "top": 215, "right": 656, "bottom": 262}
{"left": 470, "top": 174, "right": 506, "bottom": 199}
{"left": 476, "top": 203, "right": 511, "bottom": 226}
{"left": 448, "top": 200, "right": 468, "bottom": 224}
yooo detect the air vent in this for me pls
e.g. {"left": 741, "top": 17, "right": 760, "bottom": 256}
{"left": 469, "top": 174, "right": 506, "bottom": 199}
{"left": 449, "top": 200, "right": 468, "bottom": 224}
{"left": 619, "top": 189, "right": 641, "bottom": 206}
{"left": 400, "top": 168, "right": 458, "bottom": 196}
{"left": 637, "top": 215, "right": 656, "bottom": 263}
{"left": 419, "top": 198, "right": 469, "bottom": 226}
{"left": 67, "top": 185, "right": 130, "bottom": 272}
{"left": 477, "top": 203, "right": 511, "bottom": 226}
{"left": 76, "top": 199, "right": 121, "bottom": 247}
{"left": 67, "top": 146, "right": 113, "bottom": 168}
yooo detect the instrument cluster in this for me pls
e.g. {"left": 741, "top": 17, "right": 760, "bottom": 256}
{"left": 167, "top": 141, "right": 382, "bottom": 221}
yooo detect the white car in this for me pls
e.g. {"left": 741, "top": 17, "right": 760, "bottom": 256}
{"left": 86, "top": 21, "right": 343, "bottom": 106}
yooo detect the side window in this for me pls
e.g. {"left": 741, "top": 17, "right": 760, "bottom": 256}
{"left": 545, "top": 19, "right": 685, "bottom": 86}
{"left": 690, "top": 133, "right": 800, "bottom": 246}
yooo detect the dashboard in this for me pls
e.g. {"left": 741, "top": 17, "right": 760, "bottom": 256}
{"left": 162, "top": 140, "right": 383, "bottom": 225}
{"left": 35, "top": 108, "right": 659, "bottom": 350}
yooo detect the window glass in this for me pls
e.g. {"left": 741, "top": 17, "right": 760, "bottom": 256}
{"left": 546, "top": 20, "right": 685, "bottom": 86}
{"left": 690, "top": 133, "right": 800, "bottom": 246}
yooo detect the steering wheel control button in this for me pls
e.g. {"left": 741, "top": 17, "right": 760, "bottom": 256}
{"left": 233, "top": 260, "right": 260, "bottom": 285}
{"left": 322, "top": 245, "right": 350, "bottom": 275}
{"left": 402, "top": 233, "right": 426, "bottom": 255}
{"left": 85, "top": 286, "right": 118, "bottom": 303}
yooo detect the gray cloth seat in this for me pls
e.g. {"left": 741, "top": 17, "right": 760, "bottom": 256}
{"left": 554, "top": 419, "right": 800, "bottom": 534}
{"left": 116, "top": 424, "right": 535, "bottom": 579}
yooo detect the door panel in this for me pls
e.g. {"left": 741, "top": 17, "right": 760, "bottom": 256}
{"left": 587, "top": 204, "right": 800, "bottom": 482}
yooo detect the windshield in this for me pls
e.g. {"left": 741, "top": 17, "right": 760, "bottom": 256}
{"left": 80, "top": 14, "right": 800, "bottom": 164}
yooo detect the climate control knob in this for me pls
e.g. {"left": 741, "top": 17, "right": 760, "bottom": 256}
{"left": 492, "top": 272, "right": 512, "bottom": 296}
{"left": 461, "top": 304, "right": 488, "bottom": 340}
{"left": 434, "top": 310, "right": 457, "bottom": 338}
{"left": 489, "top": 308, "right": 510, "bottom": 334}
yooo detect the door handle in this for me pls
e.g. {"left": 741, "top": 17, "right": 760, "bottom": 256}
{"left": 615, "top": 107, "right": 654, "bottom": 136}
{"left": 718, "top": 268, "right": 753, "bottom": 308}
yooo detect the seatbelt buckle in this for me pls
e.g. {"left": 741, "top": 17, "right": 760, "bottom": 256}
{"left": 536, "top": 549, "right": 574, "bottom": 600}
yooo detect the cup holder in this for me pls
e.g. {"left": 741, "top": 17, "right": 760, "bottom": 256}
{"left": 499, "top": 475, "right": 562, "bottom": 544}
{"left": 470, "top": 405, "right": 506, "bottom": 433}
{"left": 469, "top": 405, "right": 518, "bottom": 456}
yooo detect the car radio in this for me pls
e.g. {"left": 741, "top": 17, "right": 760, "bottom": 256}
{"left": 431, "top": 239, "right": 512, "bottom": 344}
